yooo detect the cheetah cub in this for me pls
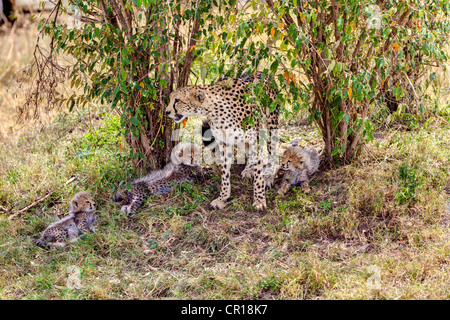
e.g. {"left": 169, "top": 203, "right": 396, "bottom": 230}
{"left": 33, "top": 192, "right": 97, "bottom": 248}
{"left": 113, "top": 143, "right": 202, "bottom": 214}
{"left": 278, "top": 142, "right": 320, "bottom": 195}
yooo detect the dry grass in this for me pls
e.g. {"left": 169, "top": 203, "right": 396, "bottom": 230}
{"left": 1, "top": 15, "right": 450, "bottom": 300}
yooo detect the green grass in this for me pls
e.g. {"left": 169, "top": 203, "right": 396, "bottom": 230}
{"left": 1, "top": 107, "right": 449, "bottom": 299}
{"left": 1, "top": 18, "right": 450, "bottom": 300}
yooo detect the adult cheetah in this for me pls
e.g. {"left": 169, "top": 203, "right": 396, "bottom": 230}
{"left": 165, "top": 72, "right": 280, "bottom": 210}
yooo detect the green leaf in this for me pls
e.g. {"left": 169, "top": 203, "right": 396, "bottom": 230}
{"left": 327, "top": 60, "right": 336, "bottom": 73}
{"left": 112, "top": 86, "right": 120, "bottom": 101}
{"left": 344, "top": 114, "right": 350, "bottom": 125}
{"left": 130, "top": 117, "right": 140, "bottom": 126}
{"left": 121, "top": 68, "right": 127, "bottom": 81}
{"left": 270, "top": 59, "right": 279, "bottom": 73}
{"left": 393, "top": 87, "right": 403, "bottom": 100}
{"left": 200, "top": 66, "right": 208, "bottom": 81}
{"left": 336, "top": 18, "right": 344, "bottom": 32}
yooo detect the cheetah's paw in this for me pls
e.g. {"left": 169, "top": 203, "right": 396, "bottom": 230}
{"left": 252, "top": 199, "right": 267, "bottom": 211}
{"left": 121, "top": 205, "right": 132, "bottom": 215}
{"left": 210, "top": 198, "right": 228, "bottom": 210}
{"left": 302, "top": 186, "right": 311, "bottom": 194}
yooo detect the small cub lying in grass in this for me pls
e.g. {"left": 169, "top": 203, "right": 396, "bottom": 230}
{"left": 34, "top": 192, "right": 97, "bottom": 248}
{"left": 113, "top": 143, "right": 203, "bottom": 214}
{"left": 278, "top": 141, "right": 320, "bottom": 195}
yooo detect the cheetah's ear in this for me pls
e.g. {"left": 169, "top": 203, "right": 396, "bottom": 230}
{"left": 73, "top": 201, "right": 78, "bottom": 208}
{"left": 196, "top": 90, "right": 205, "bottom": 103}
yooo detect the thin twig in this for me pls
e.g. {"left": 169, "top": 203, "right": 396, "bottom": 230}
{"left": 8, "top": 193, "right": 53, "bottom": 220}
{"left": 0, "top": 11, "right": 11, "bottom": 28}
{"left": 404, "top": 72, "right": 420, "bottom": 105}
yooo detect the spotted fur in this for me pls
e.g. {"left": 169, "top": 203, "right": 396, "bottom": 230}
{"left": 278, "top": 146, "right": 320, "bottom": 195}
{"left": 165, "top": 72, "right": 280, "bottom": 210}
{"left": 33, "top": 192, "right": 97, "bottom": 248}
{"left": 114, "top": 143, "right": 202, "bottom": 214}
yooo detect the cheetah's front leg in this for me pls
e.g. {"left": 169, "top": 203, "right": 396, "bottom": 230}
{"left": 301, "top": 180, "right": 311, "bottom": 194}
{"left": 210, "top": 142, "right": 232, "bottom": 210}
{"left": 278, "top": 178, "right": 291, "bottom": 196}
{"left": 293, "top": 169, "right": 311, "bottom": 194}
{"left": 77, "top": 222, "right": 91, "bottom": 234}
{"left": 264, "top": 124, "right": 279, "bottom": 188}
{"left": 241, "top": 132, "right": 256, "bottom": 179}
{"left": 52, "top": 242, "right": 68, "bottom": 248}
{"left": 252, "top": 160, "right": 267, "bottom": 210}
{"left": 252, "top": 144, "right": 267, "bottom": 211}
{"left": 300, "top": 169, "right": 311, "bottom": 193}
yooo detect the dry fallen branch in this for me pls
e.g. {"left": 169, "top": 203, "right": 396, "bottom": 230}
{"left": 65, "top": 176, "right": 77, "bottom": 185}
{"left": 0, "top": 11, "right": 11, "bottom": 28}
{"left": 8, "top": 192, "right": 53, "bottom": 220}
{"left": 7, "top": 177, "right": 77, "bottom": 219}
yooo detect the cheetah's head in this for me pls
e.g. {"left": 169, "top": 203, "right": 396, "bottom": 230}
{"left": 281, "top": 146, "right": 307, "bottom": 172}
{"left": 165, "top": 87, "right": 206, "bottom": 123}
{"left": 70, "top": 192, "right": 96, "bottom": 213}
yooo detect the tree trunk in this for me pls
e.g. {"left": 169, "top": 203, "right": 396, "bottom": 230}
{"left": 0, "top": 0, "right": 15, "bottom": 25}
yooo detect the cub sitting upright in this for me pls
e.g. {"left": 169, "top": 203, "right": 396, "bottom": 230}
{"left": 34, "top": 192, "right": 97, "bottom": 248}
{"left": 278, "top": 141, "right": 320, "bottom": 195}
{"left": 113, "top": 143, "right": 202, "bottom": 214}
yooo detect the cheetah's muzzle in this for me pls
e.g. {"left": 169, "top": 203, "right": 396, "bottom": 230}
{"left": 174, "top": 114, "right": 186, "bottom": 123}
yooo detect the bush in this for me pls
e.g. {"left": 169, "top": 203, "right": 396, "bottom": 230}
{"left": 208, "top": 0, "right": 450, "bottom": 165}
{"left": 23, "top": 0, "right": 220, "bottom": 170}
